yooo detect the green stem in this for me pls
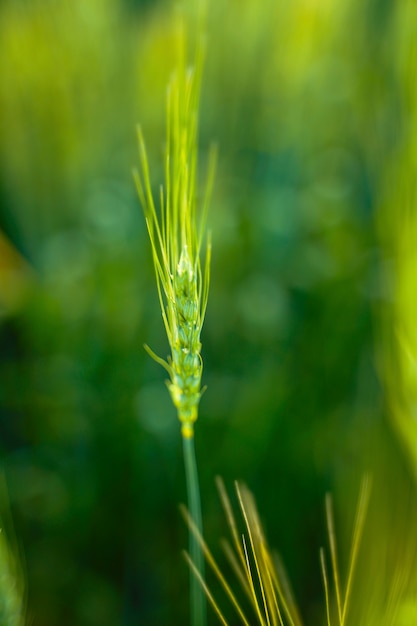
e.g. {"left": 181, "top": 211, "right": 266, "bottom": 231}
{"left": 182, "top": 434, "right": 207, "bottom": 626}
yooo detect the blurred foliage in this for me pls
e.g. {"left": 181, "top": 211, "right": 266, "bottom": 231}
{"left": 0, "top": 0, "right": 417, "bottom": 625}
{"left": 376, "top": 0, "right": 417, "bottom": 479}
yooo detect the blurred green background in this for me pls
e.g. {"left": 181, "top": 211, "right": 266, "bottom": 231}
{"left": 1, "top": 0, "right": 417, "bottom": 624}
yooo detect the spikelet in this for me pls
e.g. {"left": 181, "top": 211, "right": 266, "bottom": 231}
{"left": 134, "top": 20, "right": 216, "bottom": 440}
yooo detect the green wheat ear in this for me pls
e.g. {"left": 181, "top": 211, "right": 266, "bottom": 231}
{"left": 134, "top": 13, "right": 216, "bottom": 626}
{"left": 134, "top": 22, "right": 216, "bottom": 440}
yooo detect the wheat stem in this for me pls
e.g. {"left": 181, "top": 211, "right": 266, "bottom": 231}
{"left": 183, "top": 436, "right": 207, "bottom": 626}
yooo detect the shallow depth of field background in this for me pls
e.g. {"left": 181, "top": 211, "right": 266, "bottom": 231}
{"left": 1, "top": 0, "right": 417, "bottom": 625}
